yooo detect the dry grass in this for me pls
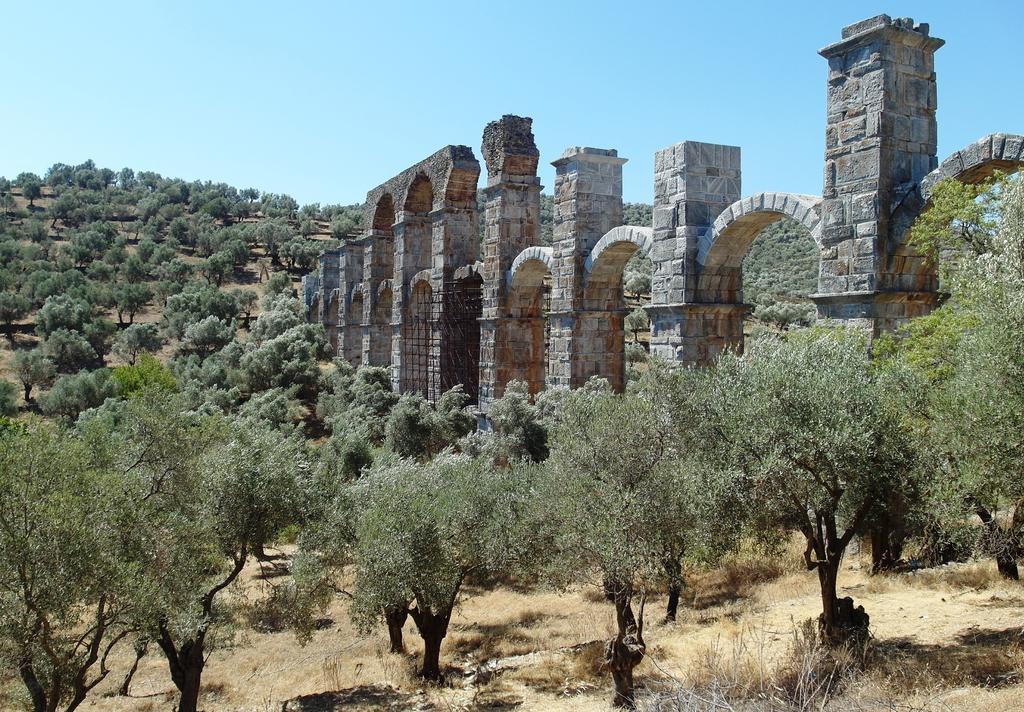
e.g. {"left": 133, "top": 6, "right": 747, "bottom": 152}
{"left": 4, "top": 541, "right": 1023, "bottom": 711}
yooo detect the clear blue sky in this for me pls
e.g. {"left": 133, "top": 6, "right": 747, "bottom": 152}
{"left": 3, "top": 1, "right": 1021, "bottom": 206}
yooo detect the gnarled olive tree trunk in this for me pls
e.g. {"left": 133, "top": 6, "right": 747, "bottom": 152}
{"left": 408, "top": 605, "right": 452, "bottom": 682}
{"left": 973, "top": 499, "right": 1021, "bottom": 580}
{"left": 603, "top": 580, "right": 646, "bottom": 708}
{"left": 802, "top": 509, "right": 870, "bottom": 647}
{"left": 384, "top": 605, "right": 409, "bottom": 654}
{"left": 662, "top": 556, "right": 683, "bottom": 623}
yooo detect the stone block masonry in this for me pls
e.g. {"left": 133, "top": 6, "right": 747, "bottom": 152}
{"left": 298, "top": 14, "right": 1024, "bottom": 410}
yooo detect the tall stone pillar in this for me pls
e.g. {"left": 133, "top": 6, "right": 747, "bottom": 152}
{"left": 547, "top": 147, "right": 626, "bottom": 390}
{"left": 814, "top": 15, "right": 944, "bottom": 332}
{"left": 646, "top": 141, "right": 744, "bottom": 365}
{"left": 478, "top": 115, "right": 542, "bottom": 410}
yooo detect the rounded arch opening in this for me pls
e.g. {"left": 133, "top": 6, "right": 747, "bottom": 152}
{"left": 344, "top": 287, "right": 365, "bottom": 366}
{"left": 697, "top": 193, "right": 822, "bottom": 304}
{"left": 404, "top": 173, "right": 434, "bottom": 215}
{"left": 507, "top": 257, "right": 552, "bottom": 396}
{"left": 402, "top": 278, "right": 433, "bottom": 397}
{"left": 402, "top": 175, "right": 434, "bottom": 279}
{"left": 742, "top": 217, "right": 820, "bottom": 334}
{"left": 370, "top": 282, "right": 393, "bottom": 367}
{"left": 888, "top": 135, "right": 1024, "bottom": 296}
{"left": 579, "top": 226, "right": 654, "bottom": 392}
{"left": 373, "top": 193, "right": 395, "bottom": 234}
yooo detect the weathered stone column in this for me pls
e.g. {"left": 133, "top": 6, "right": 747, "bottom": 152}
{"left": 646, "top": 141, "right": 744, "bottom": 365}
{"left": 478, "top": 116, "right": 542, "bottom": 410}
{"left": 547, "top": 147, "right": 626, "bottom": 390}
{"left": 813, "top": 15, "right": 944, "bottom": 333}
{"left": 316, "top": 249, "right": 341, "bottom": 355}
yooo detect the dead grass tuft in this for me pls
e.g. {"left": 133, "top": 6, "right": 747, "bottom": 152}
{"left": 904, "top": 561, "right": 1007, "bottom": 591}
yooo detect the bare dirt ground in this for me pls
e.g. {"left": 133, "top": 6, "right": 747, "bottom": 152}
{"left": 25, "top": 541, "right": 1020, "bottom": 712}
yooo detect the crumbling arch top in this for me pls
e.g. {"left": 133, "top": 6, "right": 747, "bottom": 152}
{"left": 890, "top": 133, "right": 1024, "bottom": 249}
{"left": 921, "top": 133, "right": 1024, "bottom": 197}
{"left": 363, "top": 145, "right": 481, "bottom": 224}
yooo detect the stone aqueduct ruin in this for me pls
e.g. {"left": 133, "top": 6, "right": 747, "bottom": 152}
{"left": 303, "top": 14, "right": 1024, "bottom": 412}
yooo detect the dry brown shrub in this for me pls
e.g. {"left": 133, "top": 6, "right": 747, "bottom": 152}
{"left": 903, "top": 562, "right": 1006, "bottom": 591}
{"left": 640, "top": 620, "right": 859, "bottom": 711}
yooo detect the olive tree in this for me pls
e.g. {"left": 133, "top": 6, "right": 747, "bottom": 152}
{"left": 0, "top": 291, "right": 31, "bottom": 340}
{"left": 536, "top": 382, "right": 740, "bottom": 708}
{"left": 110, "top": 398, "right": 307, "bottom": 712}
{"left": 481, "top": 379, "right": 549, "bottom": 464}
{"left": 624, "top": 306, "right": 649, "bottom": 343}
{"left": 237, "top": 322, "right": 328, "bottom": 396}
{"left": 112, "top": 283, "right": 152, "bottom": 325}
{"left": 338, "top": 456, "right": 534, "bottom": 680}
{"left": 917, "top": 176, "right": 1024, "bottom": 579}
{"left": 11, "top": 348, "right": 55, "bottom": 402}
{"left": 38, "top": 369, "right": 115, "bottom": 421}
{"left": 35, "top": 295, "right": 93, "bottom": 339}
{"left": 43, "top": 329, "right": 98, "bottom": 373}
{"left": 710, "top": 330, "right": 918, "bottom": 645}
{"left": 0, "top": 420, "right": 149, "bottom": 712}
{"left": 383, "top": 387, "right": 476, "bottom": 460}
{"left": 113, "top": 323, "right": 164, "bottom": 366}
{"left": 17, "top": 172, "right": 42, "bottom": 207}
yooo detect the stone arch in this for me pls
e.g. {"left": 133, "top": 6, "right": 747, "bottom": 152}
{"left": 372, "top": 193, "right": 395, "bottom": 233}
{"left": 402, "top": 278, "right": 433, "bottom": 396}
{"left": 326, "top": 289, "right": 340, "bottom": 355}
{"left": 508, "top": 246, "right": 554, "bottom": 286}
{"left": 923, "top": 133, "right": 1024, "bottom": 196}
{"left": 696, "top": 192, "right": 822, "bottom": 303}
{"left": 887, "top": 133, "right": 1024, "bottom": 294}
{"left": 583, "top": 226, "right": 653, "bottom": 310}
{"left": 505, "top": 250, "right": 553, "bottom": 396}
{"left": 584, "top": 226, "right": 653, "bottom": 275}
{"left": 575, "top": 226, "right": 655, "bottom": 393}
{"left": 369, "top": 280, "right": 393, "bottom": 367}
{"left": 344, "top": 284, "right": 365, "bottom": 366}
{"left": 409, "top": 269, "right": 432, "bottom": 292}
{"left": 404, "top": 173, "right": 434, "bottom": 215}
{"left": 401, "top": 176, "right": 434, "bottom": 285}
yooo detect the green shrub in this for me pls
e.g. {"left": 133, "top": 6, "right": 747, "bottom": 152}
{"left": 111, "top": 353, "right": 178, "bottom": 397}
